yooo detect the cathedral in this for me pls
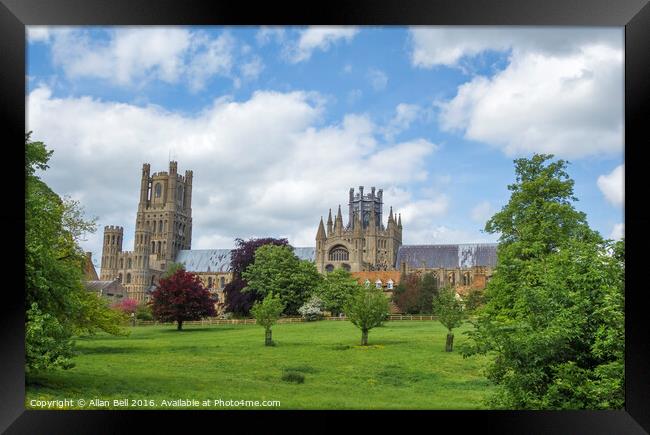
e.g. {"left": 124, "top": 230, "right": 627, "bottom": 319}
{"left": 100, "top": 162, "right": 498, "bottom": 305}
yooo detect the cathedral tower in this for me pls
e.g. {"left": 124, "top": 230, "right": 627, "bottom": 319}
{"left": 100, "top": 161, "right": 193, "bottom": 301}
{"left": 315, "top": 186, "right": 402, "bottom": 273}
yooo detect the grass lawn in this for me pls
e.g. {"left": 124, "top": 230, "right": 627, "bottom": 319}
{"left": 26, "top": 320, "right": 494, "bottom": 410}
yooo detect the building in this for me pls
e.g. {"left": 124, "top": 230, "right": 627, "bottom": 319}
{"left": 84, "top": 280, "right": 127, "bottom": 303}
{"left": 100, "top": 161, "right": 193, "bottom": 301}
{"left": 315, "top": 186, "right": 402, "bottom": 273}
{"left": 100, "top": 163, "right": 497, "bottom": 310}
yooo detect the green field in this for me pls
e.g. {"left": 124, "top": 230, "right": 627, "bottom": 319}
{"left": 26, "top": 320, "right": 494, "bottom": 410}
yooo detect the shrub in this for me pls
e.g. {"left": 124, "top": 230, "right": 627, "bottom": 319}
{"left": 26, "top": 303, "right": 76, "bottom": 373}
{"left": 281, "top": 371, "right": 305, "bottom": 384}
{"left": 298, "top": 295, "right": 324, "bottom": 321}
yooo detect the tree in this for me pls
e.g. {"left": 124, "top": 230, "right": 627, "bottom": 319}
{"left": 392, "top": 272, "right": 438, "bottom": 314}
{"left": 298, "top": 295, "right": 324, "bottom": 321}
{"left": 25, "top": 133, "right": 127, "bottom": 373}
{"left": 315, "top": 268, "right": 361, "bottom": 315}
{"left": 162, "top": 262, "right": 185, "bottom": 279}
{"left": 112, "top": 298, "right": 139, "bottom": 315}
{"left": 150, "top": 269, "right": 216, "bottom": 330}
{"left": 251, "top": 292, "right": 285, "bottom": 346}
{"left": 242, "top": 244, "right": 322, "bottom": 315}
{"left": 344, "top": 286, "right": 390, "bottom": 346}
{"left": 223, "top": 237, "right": 290, "bottom": 316}
{"left": 462, "top": 154, "right": 624, "bottom": 409}
{"left": 432, "top": 286, "right": 465, "bottom": 352}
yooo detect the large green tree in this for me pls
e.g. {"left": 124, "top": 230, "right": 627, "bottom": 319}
{"left": 242, "top": 244, "right": 322, "bottom": 315}
{"left": 462, "top": 154, "right": 624, "bottom": 409}
{"left": 315, "top": 268, "right": 361, "bottom": 315}
{"left": 25, "top": 133, "right": 127, "bottom": 373}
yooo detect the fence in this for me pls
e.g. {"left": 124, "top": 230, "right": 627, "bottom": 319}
{"left": 132, "top": 314, "right": 440, "bottom": 326}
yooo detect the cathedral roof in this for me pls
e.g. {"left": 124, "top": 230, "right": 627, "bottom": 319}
{"left": 395, "top": 244, "right": 498, "bottom": 269}
{"left": 175, "top": 247, "right": 316, "bottom": 273}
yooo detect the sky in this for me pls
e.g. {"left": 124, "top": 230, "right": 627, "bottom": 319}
{"left": 26, "top": 26, "right": 625, "bottom": 269}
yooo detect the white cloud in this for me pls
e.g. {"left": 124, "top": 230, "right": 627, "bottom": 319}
{"left": 285, "top": 26, "right": 359, "bottom": 63}
{"left": 609, "top": 223, "right": 624, "bottom": 240}
{"left": 597, "top": 164, "right": 624, "bottom": 206}
{"left": 382, "top": 103, "right": 420, "bottom": 140}
{"left": 256, "top": 26, "right": 285, "bottom": 46}
{"left": 471, "top": 200, "right": 493, "bottom": 223}
{"left": 367, "top": 68, "right": 388, "bottom": 91}
{"left": 28, "top": 86, "right": 441, "bottom": 264}
{"left": 410, "top": 27, "right": 623, "bottom": 159}
{"left": 27, "top": 26, "right": 51, "bottom": 43}
{"left": 42, "top": 27, "right": 261, "bottom": 91}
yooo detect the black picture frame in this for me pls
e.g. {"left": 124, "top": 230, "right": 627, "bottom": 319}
{"left": 2, "top": 0, "right": 648, "bottom": 433}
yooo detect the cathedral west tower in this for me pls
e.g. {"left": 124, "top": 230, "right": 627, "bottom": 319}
{"left": 100, "top": 161, "right": 193, "bottom": 301}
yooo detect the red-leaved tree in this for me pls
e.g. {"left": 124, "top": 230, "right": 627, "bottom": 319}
{"left": 150, "top": 269, "right": 216, "bottom": 330}
{"left": 111, "top": 298, "right": 139, "bottom": 315}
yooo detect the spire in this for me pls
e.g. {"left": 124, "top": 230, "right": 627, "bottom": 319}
{"left": 398, "top": 213, "right": 402, "bottom": 229}
{"left": 387, "top": 206, "right": 394, "bottom": 230}
{"left": 335, "top": 204, "right": 343, "bottom": 235}
{"left": 317, "top": 217, "right": 326, "bottom": 240}
{"left": 327, "top": 209, "right": 333, "bottom": 235}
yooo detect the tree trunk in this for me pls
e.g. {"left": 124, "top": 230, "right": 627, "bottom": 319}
{"left": 361, "top": 329, "right": 369, "bottom": 346}
{"left": 265, "top": 328, "right": 273, "bottom": 346}
{"left": 445, "top": 332, "right": 454, "bottom": 352}
{"left": 177, "top": 319, "right": 183, "bottom": 331}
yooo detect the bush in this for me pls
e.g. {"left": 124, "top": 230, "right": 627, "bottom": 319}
{"left": 281, "top": 371, "right": 305, "bottom": 384}
{"left": 135, "top": 303, "right": 153, "bottom": 321}
{"left": 26, "top": 303, "right": 76, "bottom": 373}
{"left": 298, "top": 295, "right": 324, "bottom": 321}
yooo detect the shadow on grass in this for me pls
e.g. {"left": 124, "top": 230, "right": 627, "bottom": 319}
{"left": 78, "top": 346, "right": 146, "bottom": 355}
{"left": 159, "top": 328, "right": 217, "bottom": 333}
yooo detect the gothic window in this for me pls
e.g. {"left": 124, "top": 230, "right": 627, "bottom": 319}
{"left": 159, "top": 220, "right": 163, "bottom": 233}
{"left": 126, "top": 273, "right": 132, "bottom": 284}
{"left": 325, "top": 264, "right": 334, "bottom": 273}
{"left": 111, "top": 235, "right": 115, "bottom": 245}
{"left": 155, "top": 183, "right": 162, "bottom": 198}
{"left": 127, "top": 258, "right": 132, "bottom": 269}
{"left": 119, "top": 258, "right": 124, "bottom": 269}
{"left": 342, "top": 263, "right": 351, "bottom": 272}
{"left": 220, "top": 277, "right": 225, "bottom": 288}
{"left": 151, "top": 241, "right": 155, "bottom": 252}
{"left": 208, "top": 277, "right": 213, "bottom": 288}
{"left": 117, "top": 273, "right": 122, "bottom": 283}
{"left": 463, "top": 273, "right": 470, "bottom": 286}
{"left": 329, "top": 245, "right": 349, "bottom": 261}
{"left": 387, "top": 279, "right": 394, "bottom": 289}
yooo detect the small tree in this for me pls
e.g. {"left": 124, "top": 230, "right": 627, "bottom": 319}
{"left": 251, "top": 292, "right": 285, "bottom": 346}
{"left": 433, "top": 286, "right": 465, "bottom": 352}
{"left": 344, "top": 286, "right": 390, "bottom": 346}
{"left": 298, "top": 295, "right": 324, "bottom": 321}
{"left": 316, "top": 268, "right": 361, "bottom": 315}
{"left": 150, "top": 269, "right": 216, "bottom": 330}
{"left": 111, "top": 298, "right": 139, "bottom": 315}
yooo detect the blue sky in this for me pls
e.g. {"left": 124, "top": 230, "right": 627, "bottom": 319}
{"left": 26, "top": 26, "right": 624, "bottom": 268}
